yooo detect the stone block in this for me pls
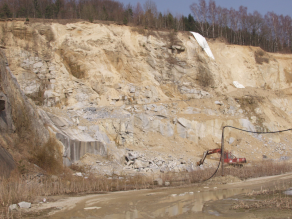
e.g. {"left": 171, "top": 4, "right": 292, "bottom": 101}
{"left": 9, "top": 204, "right": 18, "bottom": 211}
{"left": 129, "top": 87, "right": 135, "bottom": 93}
{"left": 33, "top": 62, "right": 43, "bottom": 69}
{"left": 177, "top": 118, "right": 191, "bottom": 128}
{"left": 134, "top": 159, "right": 149, "bottom": 169}
{"left": 229, "top": 137, "right": 235, "bottom": 144}
{"left": 18, "top": 202, "right": 31, "bottom": 209}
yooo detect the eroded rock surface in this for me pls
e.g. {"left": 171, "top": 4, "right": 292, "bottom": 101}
{"left": 2, "top": 20, "right": 292, "bottom": 175}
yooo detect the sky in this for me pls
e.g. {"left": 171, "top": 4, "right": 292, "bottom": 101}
{"left": 120, "top": 0, "right": 292, "bottom": 17}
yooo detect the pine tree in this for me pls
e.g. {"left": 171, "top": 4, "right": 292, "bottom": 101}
{"left": 0, "top": 3, "right": 12, "bottom": 18}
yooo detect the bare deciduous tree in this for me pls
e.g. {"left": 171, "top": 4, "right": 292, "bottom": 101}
{"left": 208, "top": 0, "right": 216, "bottom": 38}
{"left": 133, "top": 2, "right": 143, "bottom": 25}
{"left": 190, "top": 0, "right": 209, "bottom": 36}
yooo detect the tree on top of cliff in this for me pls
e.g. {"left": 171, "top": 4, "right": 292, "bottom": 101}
{"left": 1, "top": 0, "right": 292, "bottom": 53}
{"left": 0, "top": 3, "right": 12, "bottom": 18}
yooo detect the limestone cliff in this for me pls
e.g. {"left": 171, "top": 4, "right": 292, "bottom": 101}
{"left": 0, "top": 48, "right": 54, "bottom": 176}
{"left": 2, "top": 19, "right": 292, "bottom": 175}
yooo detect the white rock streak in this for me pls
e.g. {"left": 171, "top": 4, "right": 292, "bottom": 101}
{"left": 233, "top": 81, "right": 245, "bottom": 88}
{"left": 190, "top": 32, "right": 215, "bottom": 60}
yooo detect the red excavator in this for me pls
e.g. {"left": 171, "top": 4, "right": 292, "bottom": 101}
{"left": 197, "top": 149, "right": 246, "bottom": 166}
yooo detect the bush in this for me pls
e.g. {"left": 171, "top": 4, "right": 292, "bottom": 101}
{"left": 88, "top": 16, "right": 93, "bottom": 23}
{"left": 255, "top": 49, "right": 269, "bottom": 64}
{"left": 197, "top": 63, "right": 215, "bottom": 88}
{"left": 132, "top": 26, "right": 145, "bottom": 35}
{"left": 29, "top": 136, "right": 63, "bottom": 174}
{"left": 123, "top": 17, "right": 128, "bottom": 25}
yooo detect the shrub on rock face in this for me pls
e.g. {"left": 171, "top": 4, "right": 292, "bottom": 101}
{"left": 197, "top": 63, "right": 215, "bottom": 88}
{"left": 255, "top": 49, "right": 269, "bottom": 65}
{"left": 29, "top": 134, "right": 63, "bottom": 174}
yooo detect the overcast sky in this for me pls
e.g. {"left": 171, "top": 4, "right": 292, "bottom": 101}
{"left": 121, "top": 0, "right": 292, "bottom": 17}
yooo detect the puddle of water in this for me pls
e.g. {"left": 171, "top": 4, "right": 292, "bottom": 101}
{"left": 84, "top": 207, "right": 101, "bottom": 210}
{"left": 50, "top": 187, "right": 247, "bottom": 219}
{"left": 207, "top": 209, "right": 220, "bottom": 216}
{"left": 284, "top": 189, "right": 292, "bottom": 195}
{"left": 48, "top": 173, "right": 292, "bottom": 219}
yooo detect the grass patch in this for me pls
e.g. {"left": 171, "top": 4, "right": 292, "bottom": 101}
{"left": 163, "top": 160, "right": 292, "bottom": 186}
{"left": 0, "top": 171, "right": 153, "bottom": 216}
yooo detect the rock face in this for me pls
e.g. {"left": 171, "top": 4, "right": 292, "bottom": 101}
{"left": 0, "top": 145, "right": 15, "bottom": 178}
{"left": 0, "top": 49, "right": 56, "bottom": 176}
{"left": 0, "top": 50, "right": 49, "bottom": 143}
{"left": 2, "top": 20, "right": 292, "bottom": 174}
{"left": 56, "top": 133, "right": 107, "bottom": 165}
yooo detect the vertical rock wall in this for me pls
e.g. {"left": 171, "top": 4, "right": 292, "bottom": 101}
{"left": 56, "top": 133, "right": 107, "bottom": 166}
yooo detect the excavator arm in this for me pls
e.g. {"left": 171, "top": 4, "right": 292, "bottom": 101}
{"left": 197, "top": 148, "right": 221, "bottom": 166}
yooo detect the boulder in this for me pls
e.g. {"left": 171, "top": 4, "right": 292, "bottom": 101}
{"left": 240, "top": 119, "right": 256, "bottom": 132}
{"left": 9, "top": 204, "right": 18, "bottom": 211}
{"left": 215, "top": 101, "right": 223, "bottom": 105}
{"left": 229, "top": 137, "right": 235, "bottom": 144}
{"left": 177, "top": 123, "right": 187, "bottom": 138}
{"left": 155, "top": 160, "right": 164, "bottom": 167}
{"left": 127, "top": 160, "right": 134, "bottom": 166}
{"left": 154, "top": 178, "right": 163, "bottom": 186}
{"left": 75, "top": 172, "right": 83, "bottom": 177}
{"left": 145, "top": 90, "right": 152, "bottom": 98}
{"left": 133, "top": 159, "right": 149, "bottom": 169}
{"left": 129, "top": 87, "right": 135, "bottom": 93}
{"left": 171, "top": 45, "right": 185, "bottom": 51}
{"left": 78, "top": 126, "right": 87, "bottom": 131}
{"left": 18, "top": 202, "right": 31, "bottom": 209}
{"left": 162, "top": 122, "right": 174, "bottom": 137}
{"left": 177, "top": 118, "right": 191, "bottom": 128}
{"left": 33, "top": 62, "right": 43, "bottom": 69}
{"left": 126, "top": 152, "right": 139, "bottom": 161}
{"left": 284, "top": 190, "right": 292, "bottom": 196}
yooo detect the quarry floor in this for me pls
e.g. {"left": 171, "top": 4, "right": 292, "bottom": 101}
{"left": 17, "top": 172, "right": 292, "bottom": 219}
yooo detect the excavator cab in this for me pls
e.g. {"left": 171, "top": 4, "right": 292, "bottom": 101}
{"left": 224, "top": 152, "right": 235, "bottom": 160}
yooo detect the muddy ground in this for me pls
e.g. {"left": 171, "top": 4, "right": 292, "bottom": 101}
{"left": 10, "top": 172, "right": 292, "bottom": 219}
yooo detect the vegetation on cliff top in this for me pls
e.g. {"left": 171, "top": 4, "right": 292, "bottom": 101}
{"left": 0, "top": 0, "right": 292, "bottom": 53}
